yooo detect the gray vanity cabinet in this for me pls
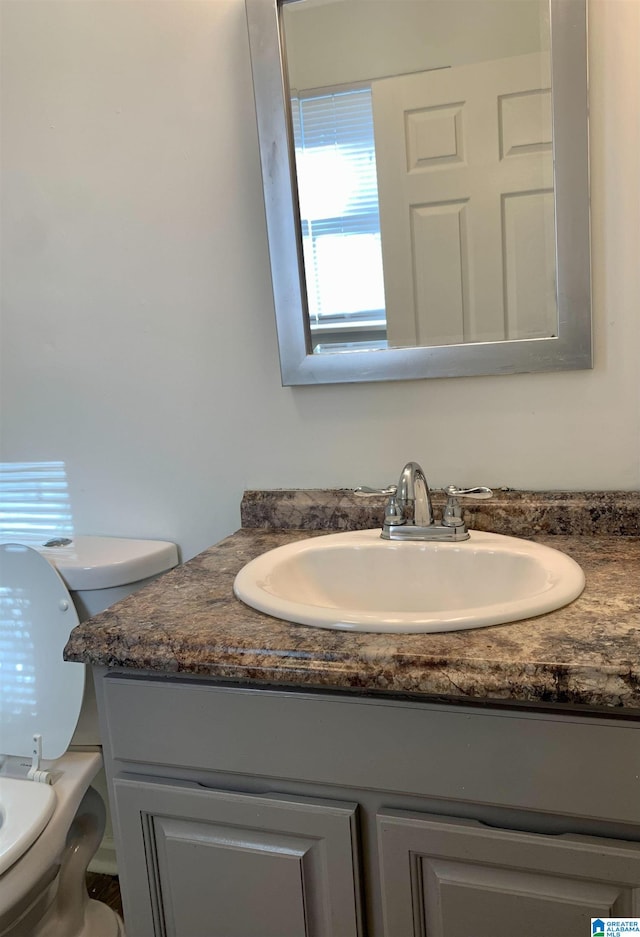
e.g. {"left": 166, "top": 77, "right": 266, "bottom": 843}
{"left": 95, "top": 672, "right": 640, "bottom": 937}
{"left": 113, "top": 776, "right": 361, "bottom": 937}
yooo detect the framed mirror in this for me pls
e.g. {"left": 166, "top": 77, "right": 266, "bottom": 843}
{"left": 246, "top": 0, "right": 591, "bottom": 385}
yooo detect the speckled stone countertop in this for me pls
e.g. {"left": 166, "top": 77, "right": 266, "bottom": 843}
{"left": 65, "top": 490, "right": 640, "bottom": 711}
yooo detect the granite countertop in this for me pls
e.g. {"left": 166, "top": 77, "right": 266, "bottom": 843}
{"left": 64, "top": 490, "right": 640, "bottom": 712}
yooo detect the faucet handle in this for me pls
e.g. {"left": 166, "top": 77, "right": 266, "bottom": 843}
{"left": 445, "top": 485, "right": 493, "bottom": 500}
{"left": 442, "top": 485, "right": 493, "bottom": 528}
{"left": 355, "top": 486, "right": 406, "bottom": 528}
{"left": 354, "top": 485, "right": 397, "bottom": 497}
{"left": 355, "top": 485, "right": 406, "bottom": 528}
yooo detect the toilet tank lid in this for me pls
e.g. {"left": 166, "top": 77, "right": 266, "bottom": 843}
{"left": 39, "top": 536, "right": 179, "bottom": 590}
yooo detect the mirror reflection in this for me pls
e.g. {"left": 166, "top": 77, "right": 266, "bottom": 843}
{"left": 282, "top": 0, "right": 556, "bottom": 354}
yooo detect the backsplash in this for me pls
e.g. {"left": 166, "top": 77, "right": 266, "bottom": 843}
{"left": 241, "top": 490, "right": 640, "bottom": 537}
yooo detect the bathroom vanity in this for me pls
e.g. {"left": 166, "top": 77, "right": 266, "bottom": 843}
{"left": 65, "top": 490, "right": 640, "bottom": 937}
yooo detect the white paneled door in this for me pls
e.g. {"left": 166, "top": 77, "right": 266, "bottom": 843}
{"left": 373, "top": 53, "right": 556, "bottom": 348}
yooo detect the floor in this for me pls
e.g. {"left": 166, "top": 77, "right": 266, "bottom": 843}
{"left": 86, "top": 872, "right": 123, "bottom": 918}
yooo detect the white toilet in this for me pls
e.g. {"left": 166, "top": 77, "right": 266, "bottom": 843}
{"left": 0, "top": 536, "right": 178, "bottom": 937}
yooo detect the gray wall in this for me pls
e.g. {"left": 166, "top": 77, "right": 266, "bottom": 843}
{"left": 1, "top": 0, "right": 639, "bottom": 561}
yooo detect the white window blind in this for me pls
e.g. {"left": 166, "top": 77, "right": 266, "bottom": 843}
{"left": 291, "top": 87, "right": 386, "bottom": 340}
{"left": 0, "top": 461, "right": 74, "bottom": 545}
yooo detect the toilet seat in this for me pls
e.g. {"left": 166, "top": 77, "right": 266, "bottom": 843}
{"left": 0, "top": 779, "right": 55, "bottom": 876}
{"left": 0, "top": 544, "right": 85, "bottom": 875}
{"left": 0, "top": 543, "right": 84, "bottom": 762}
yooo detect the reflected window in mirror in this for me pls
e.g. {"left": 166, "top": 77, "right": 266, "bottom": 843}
{"left": 291, "top": 85, "right": 388, "bottom": 351}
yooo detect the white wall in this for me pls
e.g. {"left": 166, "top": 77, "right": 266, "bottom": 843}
{"left": 285, "top": 0, "right": 548, "bottom": 90}
{"left": 1, "top": 0, "right": 638, "bottom": 562}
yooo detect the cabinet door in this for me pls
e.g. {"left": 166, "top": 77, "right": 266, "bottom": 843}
{"left": 114, "top": 776, "right": 362, "bottom": 937}
{"left": 378, "top": 809, "right": 640, "bottom": 937}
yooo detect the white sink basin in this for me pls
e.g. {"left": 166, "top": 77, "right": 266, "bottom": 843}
{"left": 233, "top": 529, "right": 585, "bottom": 633}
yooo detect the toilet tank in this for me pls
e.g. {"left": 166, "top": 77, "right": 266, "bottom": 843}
{"left": 39, "top": 535, "right": 179, "bottom": 745}
{"left": 40, "top": 536, "right": 179, "bottom": 620}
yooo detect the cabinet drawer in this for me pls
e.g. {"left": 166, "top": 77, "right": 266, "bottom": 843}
{"left": 114, "top": 776, "right": 362, "bottom": 937}
{"left": 100, "top": 673, "right": 640, "bottom": 825}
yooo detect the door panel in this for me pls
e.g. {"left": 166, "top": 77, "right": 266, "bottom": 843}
{"left": 154, "top": 816, "right": 309, "bottom": 937}
{"left": 378, "top": 809, "right": 640, "bottom": 937}
{"left": 373, "top": 52, "right": 555, "bottom": 346}
{"left": 114, "top": 776, "right": 362, "bottom": 937}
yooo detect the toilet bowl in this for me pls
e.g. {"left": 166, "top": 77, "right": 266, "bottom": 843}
{"left": 0, "top": 537, "right": 178, "bottom": 937}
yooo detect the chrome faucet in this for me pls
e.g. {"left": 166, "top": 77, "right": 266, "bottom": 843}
{"left": 393, "top": 461, "right": 434, "bottom": 527}
{"left": 357, "top": 461, "right": 492, "bottom": 542}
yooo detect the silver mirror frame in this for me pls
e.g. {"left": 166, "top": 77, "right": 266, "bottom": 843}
{"left": 246, "top": 0, "right": 591, "bottom": 385}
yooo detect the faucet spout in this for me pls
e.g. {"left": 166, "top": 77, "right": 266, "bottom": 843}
{"left": 396, "top": 461, "right": 434, "bottom": 527}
